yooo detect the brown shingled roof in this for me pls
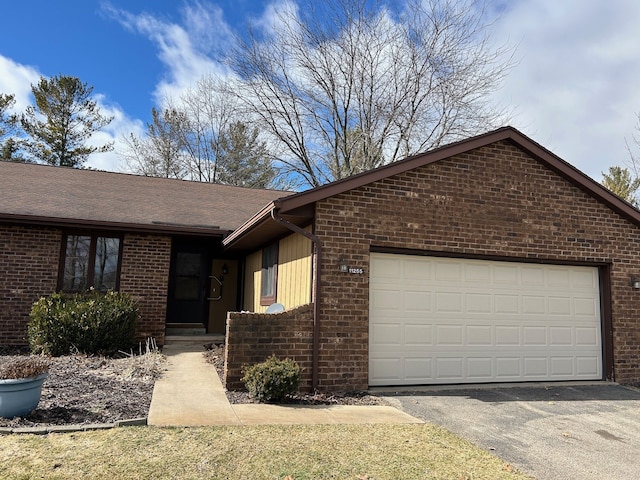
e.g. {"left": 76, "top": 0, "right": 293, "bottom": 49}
{"left": 0, "top": 162, "right": 290, "bottom": 236}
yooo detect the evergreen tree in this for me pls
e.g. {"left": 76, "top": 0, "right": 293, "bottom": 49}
{"left": 217, "top": 121, "right": 275, "bottom": 188}
{"left": 0, "top": 93, "right": 22, "bottom": 162}
{"left": 602, "top": 166, "right": 640, "bottom": 206}
{"left": 21, "top": 75, "right": 113, "bottom": 167}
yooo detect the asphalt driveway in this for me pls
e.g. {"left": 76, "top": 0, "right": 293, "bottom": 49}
{"left": 380, "top": 383, "right": 640, "bottom": 480}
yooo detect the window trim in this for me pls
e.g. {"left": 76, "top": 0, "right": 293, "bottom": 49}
{"left": 260, "top": 242, "right": 278, "bottom": 306}
{"left": 58, "top": 232, "right": 124, "bottom": 293}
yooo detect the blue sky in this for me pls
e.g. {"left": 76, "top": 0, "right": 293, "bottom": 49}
{"left": 2, "top": 0, "right": 640, "bottom": 181}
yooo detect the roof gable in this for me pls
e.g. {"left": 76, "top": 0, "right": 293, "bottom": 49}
{"left": 224, "top": 126, "right": 640, "bottom": 250}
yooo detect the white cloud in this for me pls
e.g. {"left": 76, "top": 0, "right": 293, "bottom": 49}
{"left": 490, "top": 0, "right": 640, "bottom": 180}
{"left": 85, "top": 97, "right": 144, "bottom": 172}
{"left": 250, "top": 0, "right": 300, "bottom": 35}
{"left": 103, "top": 1, "right": 232, "bottom": 107}
{"left": 0, "top": 55, "right": 40, "bottom": 110}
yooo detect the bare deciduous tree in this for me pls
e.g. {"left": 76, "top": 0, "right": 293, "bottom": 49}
{"left": 121, "top": 107, "right": 189, "bottom": 178}
{"left": 228, "top": 0, "right": 513, "bottom": 187}
{"left": 122, "top": 76, "right": 278, "bottom": 188}
{"left": 176, "top": 75, "right": 236, "bottom": 183}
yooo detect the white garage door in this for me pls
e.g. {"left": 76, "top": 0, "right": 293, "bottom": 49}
{"left": 369, "top": 253, "right": 603, "bottom": 386}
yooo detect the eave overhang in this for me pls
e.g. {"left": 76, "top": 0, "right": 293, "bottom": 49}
{"left": 0, "top": 213, "right": 230, "bottom": 238}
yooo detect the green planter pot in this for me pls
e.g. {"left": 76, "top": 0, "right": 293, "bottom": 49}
{"left": 0, "top": 373, "right": 48, "bottom": 419}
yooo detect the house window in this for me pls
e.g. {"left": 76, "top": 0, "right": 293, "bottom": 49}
{"left": 260, "top": 243, "right": 278, "bottom": 305}
{"left": 60, "top": 234, "right": 122, "bottom": 292}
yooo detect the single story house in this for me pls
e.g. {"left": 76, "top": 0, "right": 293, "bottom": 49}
{"left": 3, "top": 126, "right": 640, "bottom": 392}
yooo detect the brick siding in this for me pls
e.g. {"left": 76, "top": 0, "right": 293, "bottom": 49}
{"left": 0, "top": 226, "right": 172, "bottom": 347}
{"left": 224, "top": 304, "right": 314, "bottom": 390}
{"left": 118, "top": 234, "right": 172, "bottom": 345}
{"left": 0, "top": 225, "right": 60, "bottom": 345}
{"left": 313, "top": 141, "right": 640, "bottom": 389}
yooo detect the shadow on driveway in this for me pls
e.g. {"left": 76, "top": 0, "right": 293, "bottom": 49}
{"left": 379, "top": 383, "right": 640, "bottom": 480}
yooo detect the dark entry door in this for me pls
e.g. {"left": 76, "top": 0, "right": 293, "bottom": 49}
{"left": 167, "top": 241, "right": 211, "bottom": 325}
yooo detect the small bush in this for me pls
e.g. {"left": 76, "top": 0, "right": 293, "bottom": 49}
{"left": 0, "top": 357, "right": 49, "bottom": 379}
{"left": 28, "top": 291, "right": 138, "bottom": 356}
{"left": 242, "top": 355, "right": 302, "bottom": 402}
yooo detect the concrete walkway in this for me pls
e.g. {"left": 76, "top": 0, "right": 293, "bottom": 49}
{"left": 147, "top": 344, "right": 422, "bottom": 427}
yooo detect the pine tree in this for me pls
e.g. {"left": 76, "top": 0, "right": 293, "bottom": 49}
{"left": 21, "top": 75, "right": 113, "bottom": 167}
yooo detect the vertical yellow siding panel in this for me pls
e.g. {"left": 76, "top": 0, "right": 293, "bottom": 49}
{"left": 276, "top": 229, "right": 312, "bottom": 309}
{"left": 243, "top": 250, "right": 263, "bottom": 312}
{"left": 242, "top": 227, "right": 312, "bottom": 313}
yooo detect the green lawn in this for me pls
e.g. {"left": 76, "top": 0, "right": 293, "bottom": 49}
{"left": 0, "top": 424, "right": 532, "bottom": 479}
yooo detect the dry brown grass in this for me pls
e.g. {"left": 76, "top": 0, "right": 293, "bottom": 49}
{"left": 0, "top": 424, "right": 533, "bottom": 480}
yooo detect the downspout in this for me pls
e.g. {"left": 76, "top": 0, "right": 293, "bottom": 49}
{"left": 270, "top": 207, "right": 321, "bottom": 391}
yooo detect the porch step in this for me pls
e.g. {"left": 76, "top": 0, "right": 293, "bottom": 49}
{"left": 166, "top": 323, "right": 206, "bottom": 336}
{"left": 166, "top": 327, "right": 206, "bottom": 336}
{"left": 164, "top": 334, "right": 225, "bottom": 347}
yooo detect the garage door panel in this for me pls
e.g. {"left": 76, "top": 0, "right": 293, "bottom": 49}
{"left": 370, "top": 288, "right": 402, "bottom": 310}
{"left": 523, "top": 327, "right": 547, "bottom": 345}
{"left": 369, "top": 253, "right": 602, "bottom": 386}
{"left": 496, "top": 357, "right": 521, "bottom": 377}
{"left": 466, "top": 293, "right": 492, "bottom": 313}
{"left": 496, "top": 326, "right": 520, "bottom": 345}
{"left": 370, "top": 357, "right": 402, "bottom": 383}
{"left": 467, "top": 357, "right": 493, "bottom": 379}
{"left": 573, "top": 269, "right": 598, "bottom": 288}
{"left": 436, "top": 325, "right": 463, "bottom": 345}
{"left": 403, "top": 260, "right": 431, "bottom": 279}
{"left": 465, "top": 263, "right": 492, "bottom": 282}
{"left": 435, "top": 292, "right": 463, "bottom": 312}
{"left": 467, "top": 325, "right": 492, "bottom": 345}
{"left": 404, "top": 324, "right": 433, "bottom": 345}
{"left": 523, "top": 357, "right": 548, "bottom": 377}
{"left": 574, "top": 297, "right": 598, "bottom": 316}
{"left": 577, "top": 356, "right": 600, "bottom": 376}
{"left": 370, "top": 256, "right": 401, "bottom": 278}
{"left": 494, "top": 265, "right": 518, "bottom": 284}
{"left": 576, "top": 327, "right": 598, "bottom": 346}
{"left": 522, "top": 295, "right": 546, "bottom": 314}
{"left": 550, "top": 357, "right": 577, "bottom": 377}
{"left": 521, "top": 266, "right": 545, "bottom": 285}
{"left": 495, "top": 294, "right": 519, "bottom": 313}
{"left": 550, "top": 327, "right": 572, "bottom": 345}
{"left": 435, "top": 261, "right": 462, "bottom": 282}
{"left": 405, "top": 291, "right": 431, "bottom": 312}
{"left": 436, "top": 358, "right": 464, "bottom": 379}
{"left": 549, "top": 296, "right": 571, "bottom": 315}
{"left": 405, "top": 357, "right": 433, "bottom": 382}
{"left": 370, "top": 323, "right": 401, "bottom": 345}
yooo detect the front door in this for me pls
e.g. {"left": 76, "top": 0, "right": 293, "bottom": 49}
{"left": 167, "top": 240, "right": 212, "bottom": 326}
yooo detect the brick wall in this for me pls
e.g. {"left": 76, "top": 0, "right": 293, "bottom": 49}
{"left": 0, "top": 226, "right": 172, "bottom": 347}
{"left": 119, "top": 234, "right": 172, "bottom": 345}
{"left": 224, "top": 304, "right": 314, "bottom": 390}
{"left": 0, "top": 225, "right": 60, "bottom": 345}
{"left": 313, "top": 140, "right": 640, "bottom": 389}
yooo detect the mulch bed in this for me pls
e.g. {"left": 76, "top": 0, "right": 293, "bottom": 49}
{"left": 203, "top": 343, "right": 386, "bottom": 406}
{"left": 0, "top": 346, "right": 165, "bottom": 429}
{"left": 0, "top": 342, "right": 385, "bottom": 428}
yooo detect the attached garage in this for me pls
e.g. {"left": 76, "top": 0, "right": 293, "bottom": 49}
{"left": 369, "top": 253, "right": 603, "bottom": 386}
{"left": 225, "top": 127, "right": 640, "bottom": 392}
